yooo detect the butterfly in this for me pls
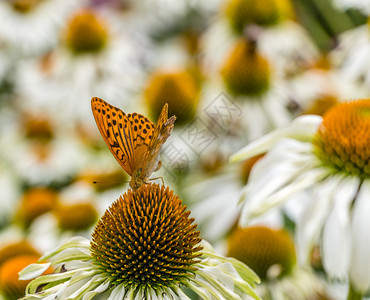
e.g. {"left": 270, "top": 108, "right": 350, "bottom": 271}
{"left": 91, "top": 97, "right": 176, "bottom": 190}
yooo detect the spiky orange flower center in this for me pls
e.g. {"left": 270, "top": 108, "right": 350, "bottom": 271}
{"left": 65, "top": 9, "right": 108, "bottom": 54}
{"left": 314, "top": 100, "right": 370, "bottom": 178}
{"left": 91, "top": 184, "right": 202, "bottom": 293}
{"left": 227, "top": 226, "right": 296, "bottom": 281}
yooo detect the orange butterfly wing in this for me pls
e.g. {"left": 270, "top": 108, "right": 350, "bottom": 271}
{"left": 141, "top": 103, "right": 176, "bottom": 179}
{"left": 91, "top": 97, "right": 155, "bottom": 176}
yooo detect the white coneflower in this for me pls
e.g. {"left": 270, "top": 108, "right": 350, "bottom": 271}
{"left": 201, "top": 0, "right": 318, "bottom": 77}
{"left": 331, "top": 23, "right": 370, "bottom": 90}
{"left": 227, "top": 226, "right": 327, "bottom": 300}
{"left": 231, "top": 99, "right": 370, "bottom": 299}
{"left": 15, "top": 7, "right": 146, "bottom": 123}
{"left": 287, "top": 64, "right": 369, "bottom": 116}
{"left": 0, "top": 0, "right": 78, "bottom": 56}
{"left": 20, "top": 184, "right": 261, "bottom": 300}
{"left": 1, "top": 110, "right": 86, "bottom": 185}
{"left": 203, "top": 37, "right": 292, "bottom": 140}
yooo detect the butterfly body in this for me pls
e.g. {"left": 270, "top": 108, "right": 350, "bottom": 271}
{"left": 91, "top": 97, "right": 176, "bottom": 190}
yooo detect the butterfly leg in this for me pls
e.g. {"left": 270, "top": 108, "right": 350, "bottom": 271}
{"left": 149, "top": 176, "right": 165, "bottom": 186}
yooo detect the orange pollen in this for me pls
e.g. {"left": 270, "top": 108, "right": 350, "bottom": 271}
{"left": 313, "top": 100, "right": 370, "bottom": 178}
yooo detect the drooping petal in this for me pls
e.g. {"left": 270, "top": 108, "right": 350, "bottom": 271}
{"left": 194, "top": 259, "right": 260, "bottom": 300}
{"left": 349, "top": 180, "right": 370, "bottom": 293}
{"left": 261, "top": 88, "right": 291, "bottom": 128}
{"left": 25, "top": 269, "right": 83, "bottom": 294}
{"left": 19, "top": 262, "right": 51, "bottom": 280}
{"left": 296, "top": 176, "right": 342, "bottom": 265}
{"left": 176, "top": 288, "right": 192, "bottom": 300}
{"left": 107, "top": 283, "right": 126, "bottom": 300}
{"left": 195, "top": 263, "right": 242, "bottom": 299}
{"left": 240, "top": 166, "right": 325, "bottom": 226}
{"left": 23, "top": 282, "right": 69, "bottom": 300}
{"left": 240, "top": 139, "right": 316, "bottom": 207}
{"left": 82, "top": 278, "right": 110, "bottom": 300}
{"left": 65, "top": 273, "right": 107, "bottom": 299}
{"left": 230, "top": 115, "right": 322, "bottom": 162}
{"left": 41, "top": 236, "right": 90, "bottom": 262}
{"left": 322, "top": 176, "right": 360, "bottom": 278}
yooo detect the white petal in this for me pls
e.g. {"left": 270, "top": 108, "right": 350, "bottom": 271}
{"left": 296, "top": 176, "right": 342, "bottom": 265}
{"left": 243, "top": 100, "right": 269, "bottom": 140}
{"left": 241, "top": 139, "right": 315, "bottom": 204}
{"left": 107, "top": 283, "right": 126, "bottom": 300}
{"left": 19, "top": 262, "right": 51, "bottom": 280}
{"left": 240, "top": 168, "right": 325, "bottom": 226}
{"left": 194, "top": 266, "right": 241, "bottom": 300}
{"left": 185, "top": 281, "right": 213, "bottom": 299}
{"left": 82, "top": 278, "right": 110, "bottom": 300}
{"left": 349, "top": 180, "right": 370, "bottom": 293}
{"left": 67, "top": 274, "right": 106, "bottom": 299}
{"left": 23, "top": 282, "right": 69, "bottom": 300}
{"left": 322, "top": 176, "right": 360, "bottom": 278}
{"left": 230, "top": 115, "right": 322, "bottom": 162}
{"left": 177, "top": 289, "right": 192, "bottom": 300}
{"left": 41, "top": 236, "right": 90, "bottom": 261}
{"left": 261, "top": 89, "right": 291, "bottom": 128}
{"left": 199, "top": 251, "right": 260, "bottom": 285}
{"left": 51, "top": 247, "right": 92, "bottom": 265}
{"left": 63, "top": 277, "right": 91, "bottom": 299}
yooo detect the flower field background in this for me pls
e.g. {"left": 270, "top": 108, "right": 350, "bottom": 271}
{"left": 0, "top": 0, "right": 369, "bottom": 299}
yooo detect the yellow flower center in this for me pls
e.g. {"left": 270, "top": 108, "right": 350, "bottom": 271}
{"left": 23, "top": 114, "right": 54, "bottom": 141}
{"left": 145, "top": 71, "right": 200, "bottom": 125}
{"left": 54, "top": 202, "right": 98, "bottom": 231}
{"left": 91, "top": 183, "right": 202, "bottom": 292}
{"left": 16, "top": 187, "right": 58, "bottom": 227}
{"left": 225, "top": 0, "right": 294, "bottom": 34}
{"left": 65, "top": 9, "right": 108, "bottom": 54}
{"left": 221, "top": 39, "right": 270, "bottom": 97}
{"left": 11, "top": 0, "right": 41, "bottom": 13}
{"left": 314, "top": 100, "right": 370, "bottom": 179}
{"left": 227, "top": 226, "right": 296, "bottom": 281}
{"left": 0, "top": 255, "right": 39, "bottom": 299}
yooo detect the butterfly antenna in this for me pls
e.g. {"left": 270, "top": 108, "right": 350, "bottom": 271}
{"left": 92, "top": 180, "right": 130, "bottom": 185}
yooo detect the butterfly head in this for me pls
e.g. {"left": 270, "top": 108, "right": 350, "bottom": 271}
{"left": 129, "top": 168, "right": 146, "bottom": 190}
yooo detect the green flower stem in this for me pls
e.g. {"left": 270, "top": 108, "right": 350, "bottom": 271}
{"left": 347, "top": 282, "right": 363, "bottom": 300}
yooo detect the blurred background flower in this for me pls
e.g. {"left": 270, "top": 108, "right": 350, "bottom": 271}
{"left": 1, "top": 0, "right": 370, "bottom": 299}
